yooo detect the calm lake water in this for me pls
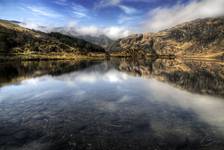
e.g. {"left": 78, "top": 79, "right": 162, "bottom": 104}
{"left": 0, "top": 58, "right": 224, "bottom": 150}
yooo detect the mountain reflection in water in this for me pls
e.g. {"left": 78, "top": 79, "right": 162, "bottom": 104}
{"left": 0, "top": 59, "right": 224, "bottom": 150}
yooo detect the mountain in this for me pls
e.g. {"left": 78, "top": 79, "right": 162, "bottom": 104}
{"left": 9, "top": 20, "right": 22, "bottom": 24}
{"left": 77, "top": 34, "right": 114, "bottom": 49}
{"left": 0, "top": 19, "right": 105, "bottom": 59}
{"left": 51, "top": 27, "right": 114, "bottom": 48}
{"left": 109, "top": 17, "right": 224, "bottom": 58}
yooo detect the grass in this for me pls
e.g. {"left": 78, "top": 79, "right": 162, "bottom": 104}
{"left": 176, "top": 51, "right": 224, "bottom": 60}
{"left": 0, "top": 52, "right": 106, "bottom": 61}
{"left": 0, "top": 50, "right": 223, "bottom": 61}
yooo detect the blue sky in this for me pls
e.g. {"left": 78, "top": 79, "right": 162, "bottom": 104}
{"left": 0, "top": 0, "right": 188, "bottom": 26}
{"left": 0, "top": 0, "right": 223, "bottom": 39}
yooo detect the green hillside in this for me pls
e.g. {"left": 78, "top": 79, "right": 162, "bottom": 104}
{"left": 0, "top": 20, "right": 105, "bottom": 60}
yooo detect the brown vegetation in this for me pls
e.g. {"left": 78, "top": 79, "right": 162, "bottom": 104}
{"left": 0, "top": 20, "right": 105, "bottom": 60}
{"left": 109, "top": 17, "right": 224, "bottom": 59}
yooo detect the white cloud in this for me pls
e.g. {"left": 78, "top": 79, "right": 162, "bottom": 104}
{"left": 102, "top": 26, "right": 131, "bottom": 39}
{"left": 18, "top": 20, "right": 132, "bottom": 39}
{"left": 78, "top": 26, "right": 99, "bottom": 35}
{"left": 97, "top": 0, "right": 121, "bottom": 8}
{"left": 118, "top": 15, "right": 133, "bottom": 24}
{"left": 96, "top": 0, "right": 138, "bottom": 15}
{"left": 54, "top": 0, "right": 67, "bottom": 6}
{"left": 66, "top": 24, "right": 132, "bottom": 39}
{"left": 19, "top": 22, "right": 49, "bottom": 32}
{"left": 97, "top": 0, "right": 154, "bottom": 7}
{"left": 126, "top": 0, "right": 154, "bottom": 2}
{"left": 72, "top": 3, "right": 88, "bottom": 18}
{"left": 118, "top": 5, "right": 137, "bottom": 14}
{"left": 19, "top": 21, "right": 43, "bottom": 30}
{"left": 72, "top": 11, "right": 87, "bottom": 18}
{"left": 26, "top": 6, "right": 62, "bottom": 18}
{"left": 142, "top": 0, "right": 224, "bottom": 32}
{"left": 118, "top": 14, "right": 143, "bottom": 26}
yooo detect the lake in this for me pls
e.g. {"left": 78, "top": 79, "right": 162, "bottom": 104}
{"left": 0, "top": 58, "right": 224, "bottom": 150}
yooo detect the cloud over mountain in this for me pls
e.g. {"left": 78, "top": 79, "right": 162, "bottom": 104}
{"left": 1, "top": 0, "right": 223, "bottom": 39}
{"left": 20, "top": 21, "right": 132, "bottom": 40}
{"left": 62, "top": 23, "right": 132, "bottom": 39}
{"left": 142, "top": 0, "right": 224, "bottom": 32}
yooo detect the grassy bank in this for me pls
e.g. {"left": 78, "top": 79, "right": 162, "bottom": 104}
{"left": 0, "top": 52, "right": 106, "bottom": 61}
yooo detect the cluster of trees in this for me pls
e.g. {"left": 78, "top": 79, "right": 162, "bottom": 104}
{"left": 0, "top": 29, "right": 19, "bottom": 53}
{"left": 49, "top": 32, "right": 105, "bottom": 53}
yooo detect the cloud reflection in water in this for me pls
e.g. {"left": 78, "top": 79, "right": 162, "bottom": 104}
{"left": 0, "top": 65, "right": 224, "bottom": 149}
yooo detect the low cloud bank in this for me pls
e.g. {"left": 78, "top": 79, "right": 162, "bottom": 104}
{"left": 20, "top": 21, "right": 132, "bottom": 40}
{"left": 142, "top": 0, "right": 224, "bottom": 32}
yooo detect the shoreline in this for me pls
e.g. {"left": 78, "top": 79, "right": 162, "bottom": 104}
{"left": 0, "top": 52, "right": 106, "bottom": 61}
{"left": 0, "top": 53, "right": 223, "bottom": 61}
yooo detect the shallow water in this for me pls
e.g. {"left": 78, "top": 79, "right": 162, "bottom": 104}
{"left": 0, "top": 59, "right": 224, "bottom": 150}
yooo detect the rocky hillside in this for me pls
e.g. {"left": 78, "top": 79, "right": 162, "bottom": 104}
{"left": 109, "top": 17, "right": 224, "bottom": 58}
{"left": 0, "top": 20, "right": 105, "bottom": 56}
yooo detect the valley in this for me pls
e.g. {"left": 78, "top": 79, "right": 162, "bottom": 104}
{"left": 0, "top": 17, "right": 223, "bottom": 60}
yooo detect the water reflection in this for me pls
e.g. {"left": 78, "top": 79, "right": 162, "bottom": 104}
{"left": 0, "top": 59, "right": 224, "bottom": 150}
{"left": 117, "top": 58, "right": 224, "bottom": 97}
{"left": 0, "top": 60, "right": 101, "bottom": 87}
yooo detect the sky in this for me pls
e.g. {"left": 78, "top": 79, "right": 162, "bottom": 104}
{"left": 0, "top": 0, "right": 224, "bottom": 39}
